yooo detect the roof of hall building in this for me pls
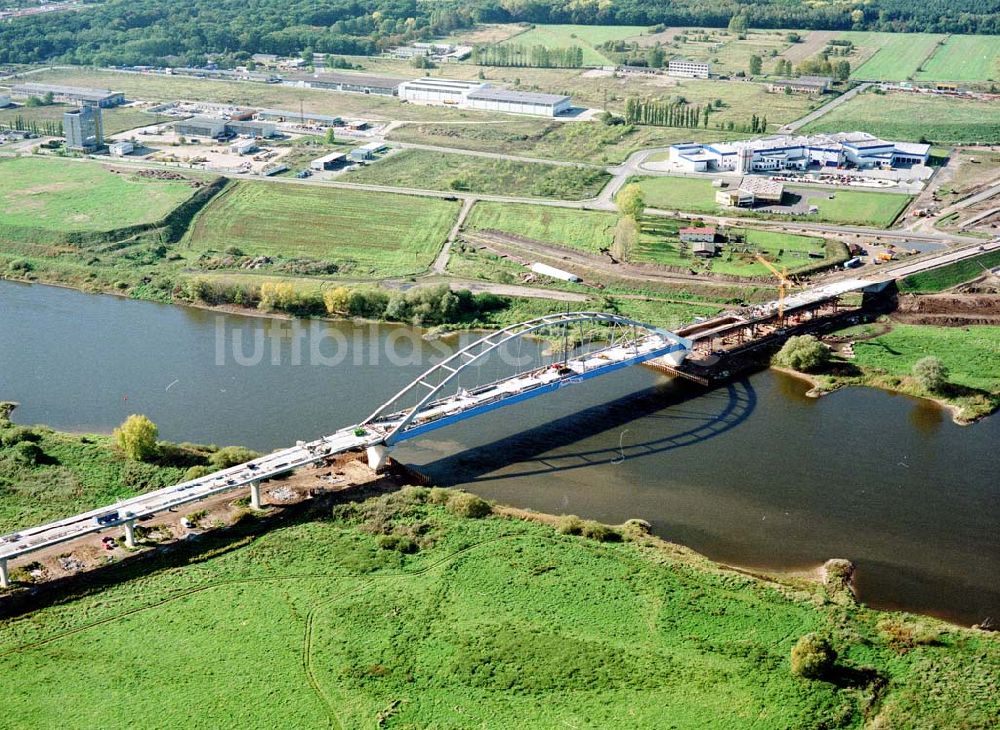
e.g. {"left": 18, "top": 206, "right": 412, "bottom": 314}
{"left": 466, "top": 87, "right": 571, "bottom": 105}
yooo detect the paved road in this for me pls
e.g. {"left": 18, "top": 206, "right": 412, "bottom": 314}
{"left": 779, "top": 83, "right": 872, "bottom": 133}
{"left": 940, "top": 180, "right": 1000, "bottom": 216}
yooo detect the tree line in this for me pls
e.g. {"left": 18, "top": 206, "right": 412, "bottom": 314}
{"left": 1, "top": 0, "right": 998, "bottom": 67}
{"left": 471, "top": 43, "right": 584, "bottom": 68}
{"left": 624, "top": 97, "right": 710, "bottom": 128}
{"left": 0, "top": 116, "right": 63, "bottom": 136}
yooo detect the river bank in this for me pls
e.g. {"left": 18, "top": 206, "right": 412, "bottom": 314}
{"left": 0, "top": 446, "right": 997, "bottom": 728}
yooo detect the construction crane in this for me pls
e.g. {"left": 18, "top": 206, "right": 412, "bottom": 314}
{"left": 755, "top": 254, "right": 797, "bottom": 324}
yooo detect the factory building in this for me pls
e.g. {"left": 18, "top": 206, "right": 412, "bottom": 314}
{"left": 767, "top": 76, "right": 832, "bottom": 94}
{"left": 109, "top": 140, "right": 133, "bottom": 157}
{"left": 173, "top": 117, "right": 275, "bottom": 139}
{"left": 64, "top": 106, "right": 103, "bottom": 151}
{"left": 398, "top": 78, "right": 573, "bottom": 117}
{"left": 13, "top": 83, "right": 124, "bottom": 107}
{"left": 348, "top": 141, "right": 387, "bottom": 162}
{"left": 465, "top": 88, "right": 571, "bottom": 117}
{"left": 715, "top": 178, "right": 785, "bottom": 208}
{"left": 667, "top": 60, "right": 711, "bottom": 79}
{"left": 310, "top": 151, "right": 347, "bottom": 170}
{"left": 285, "top": 72, "right": 403, "bottom": 96}
{"left": 398, "top": 77, "right": 485, "bottom": 105}
{"left": 669, "top": 132, "right": 930, "bottom": 173}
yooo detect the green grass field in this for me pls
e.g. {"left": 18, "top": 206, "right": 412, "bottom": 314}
{"left": 634, "top": 176, "right": 910, "bottom": 228}
{"left": 899, "top": 250, "right": 1000, "bottom": 292}
{"left": 853, "top": 324, "right": 1000, "bottom": 393}
{"left": 500, "top": 23, "right": 646, "bottom": 66}
{"left": 634, "top": 219, "right": 834, "bottom": 276}
{"left": 840, "top": 32, "right": 946, "bottom": 80}
{"left": 801, "top": 89, "right": 1000, "bottom": 144}
{"left": 183, "top": 181, "right": 459, "bottom": 277}
{"left": 0, "top": 104, "right": 158, "bottom": 135}
{"left": 0, "top": 157, "right": 198, "bottom": 233}
{"left": 346, "top": 149, "right": 611, "bottom": 200}
{"left": 915, "top": 35, "right": 1000, "bottom": 82}
{"left": 0, "top": 482, "right": 997, "bottom": 728}
{"left": 466, "top": 201, "right": 618, "bottom": 252}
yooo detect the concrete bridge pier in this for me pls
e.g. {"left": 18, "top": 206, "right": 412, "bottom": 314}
{"left": 123, "top": 519, "right": 137, "bottom": 548}
{"left": 0, "top": 557, "right": 8, "bottom": 589}
{"left": 250, "top": 480, "right": 263, "bottom": 511}
{"left": 367, "top": 444, "right": 391, "bottom": 472}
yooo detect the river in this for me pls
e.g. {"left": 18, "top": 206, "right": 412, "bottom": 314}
{"left": 0, "top": 280, "right": 997, "bottom": 625}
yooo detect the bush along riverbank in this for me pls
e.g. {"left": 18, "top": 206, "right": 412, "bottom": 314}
{"left": 772, "top": 325, "right": 1000, "bottom": 423}
{"left": 0, "top": 442, "right": 997, "bottom": 728}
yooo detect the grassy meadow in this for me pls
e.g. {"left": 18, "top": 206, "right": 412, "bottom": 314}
{"left": 634, "top": 175, "right": 911, "bottom": 227}
{"left": 183, "top": 181, "right": 460, "bottom": 277}
{"left": 914, "top": 35, "right": 1000, "bottom": 82}
{"left": 801, "top": 90, "right": 1000, "bottom": 144}
{"left": 466, "top": 201, "right": 618, "bottom": 252}
{"left": 840, "top": 32, "right": 946, "bottom": 81}
{"left": 0, "top": 481, "right": 997, "bottom": 728}
{"left": 852, "top": 324, "right": 1000, "bottom": 393}
{"left": 500, "top": 23, "right": 646, "bottom": 66}
{"left": 898, "top": 250, "right": 1000, "bottom": 293}
{"left": 346, "top": 149, "right": 611, "bottom": 200}
{"left": 0, "top": 157, "right": 198, "bottom": 233}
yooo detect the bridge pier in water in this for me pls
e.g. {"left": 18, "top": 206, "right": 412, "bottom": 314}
{"left": 123, "top": 519, "right": 137, "bottom": 548}
{"left": 0, "top": 557, "right": 8, "bottom": 589}
{"left": 250, "top": 480, "right": 263, "bottom": 511}
{"left": 367, "top": 444, "right": 391, "bottom": 471}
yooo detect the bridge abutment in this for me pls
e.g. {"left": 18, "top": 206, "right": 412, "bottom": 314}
{"left": 0, "top": 557, "right": 8, "bottom": 589}
{"left": 123, "top": 519, "right": 137, "bottom": 548}
{"left": 250, "top": 480, "right": 263, "bottom": 510}
{"left": 367, "top": 444, "right": 391, "bottom": 471}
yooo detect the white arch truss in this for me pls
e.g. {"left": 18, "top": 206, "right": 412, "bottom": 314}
{"left": 361, "top": 311, "right": 692, "bottom": 445}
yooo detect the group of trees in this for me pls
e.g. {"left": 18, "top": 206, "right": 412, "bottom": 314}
{"left": 0, "top": 0, "right": 477, "bottom": 66}
{"left": 624, "top": 97, "right": 712, "bottom": 129}
{"left": 753, "top": 54, "right": 849, "bottom": 80}
{"left": 3, "top": 0, "right": 999, "bottom": 67}
{"left": 0, "top": 116, "right": 63, "bottom": 136}
{"left": 471, "top": 43, "right": 584, "bottom": 68}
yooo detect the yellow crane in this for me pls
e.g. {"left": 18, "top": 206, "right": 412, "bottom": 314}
{"left": 755, "top": 253, "right": 797, "bottom": 324}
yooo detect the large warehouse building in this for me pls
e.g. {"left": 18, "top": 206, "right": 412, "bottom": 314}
{"left": 667, "top": 60, "right": 711, "bottom": 78}
{"left": 285, "top": 72, "right": 404, "bottom": 96}
{"left": 398, "top": 78, "right": 572, "bottom": 117}
{"left": 11, "top": 83, "right": 124, "bottom": 107}
{"left": 465, "top": 87, "right": 571, "bottom": 117}
{"left": 174, "top": 116, "right": 276, "bottom": 139}
{"left": 669, "top": 132, "right": 930, "bottom": 173}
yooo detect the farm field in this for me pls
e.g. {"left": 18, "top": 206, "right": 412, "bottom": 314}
{"left": 183, "top": 181, "right": 459, "bottom": 277}
{"left": 466, "top": 201, "right": 618, "bottom": 253}
{"left": 840, "top": 32, "right": 946, "bottom": 80}
{"left": 346, "top": 149, "right": 611, "bottom": 200}
{"left": 915, "top": 35, "right": 1000, "bottom": 82}
{"left": 500, "top": 23, "right": 647, "bottom": 66}
{"left": 634, "top": 175, "right": 911, "bottom": 227}
{"left": 0, "top": 157, "right": 199, "bottom": 233}
{"left": 852, "top": 324, "right": 1000, "bottom": 393}
{"left": 801, "top": 90, "right": 1000, "bottom": 144}
{"left": 0, "top": 485, "right": 996, "bottom": 728}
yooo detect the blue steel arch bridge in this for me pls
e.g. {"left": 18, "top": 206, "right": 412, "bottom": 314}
{"left": 0, "top": 312, "right": 691, "bottom": 585}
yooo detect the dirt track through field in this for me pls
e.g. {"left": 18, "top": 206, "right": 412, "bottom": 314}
{"left": 780, "top": 30, "right": 838, "bottom": 63}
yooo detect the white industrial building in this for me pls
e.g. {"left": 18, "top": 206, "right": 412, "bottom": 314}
{"left": 398, "top": 77, "right": 484, "bottom": 105}
{"left": 466, "top": 88, "right": 571, "bottom": 117}
{"left": 109, "top": 140, "right": 134, "bottom": 157}
{"left": 667, "top": 59, "right": 711, "bottom": 78}
{"left": 230, "top": 139, "right": 257, "bottom": 155}
{"left": 348, "top": 141, "right": 387, "bottom": 161}
{"left": 310, "top": 151, "right": 346, "bottom": 170}
{"left": 668, "top": 132, "right": 931, "bottom": 173}
{"left": 398, "top": 78, "right": 572, "bottom": 117}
